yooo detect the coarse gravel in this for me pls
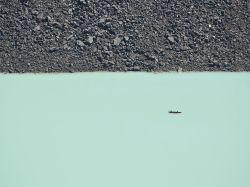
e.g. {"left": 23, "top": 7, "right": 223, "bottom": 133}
{"left": 0, "top": 0, "right": 249, "bottom": 73}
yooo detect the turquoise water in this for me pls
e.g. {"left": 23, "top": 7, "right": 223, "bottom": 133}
{"left": 0, "top": 73, "right": 250, "bottom": 187}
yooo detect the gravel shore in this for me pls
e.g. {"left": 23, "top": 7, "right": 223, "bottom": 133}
{"left": 0, "top": 0, "right": 249, "bottom": 72}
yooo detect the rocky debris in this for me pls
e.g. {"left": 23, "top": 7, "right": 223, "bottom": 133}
{"left": 86, "top": 36, "right": 94, "bottom": 45}
{"left": 178, "top": 67, "right": 183, "bottom": 72}
{"left": 48, "top": 47, "right": 58, "bottom": 53}
{"left": 132, "top": 66, "right": 141, "bottom": 71}
{"left": 79, "top": 0, "right": 87, "bottom": 5}
{"left": 63, "top": 44, "right": 71, "bottom": 50}
{"left": 33, "top": 25, "right": 41, "bottom": 31}
{"left": 124, "top": 36, "right": 130, "bottom": 42}
{"left": 0, "top": 0, "right": 249, "bottom": 73}
{"left": 168, "top": 36, "right": 175, "bottom": 43}
{"left": 36, "top": 13, "right": 45, "bottom": 21}
{"left": 76, "top": 40, "right": 85, "bottom": 47}
{"left": 113, "top": 37, "right": 122, "bottom": 46}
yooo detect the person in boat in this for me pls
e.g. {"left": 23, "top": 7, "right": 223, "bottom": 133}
{"left": 169, "top": 110, "right": 182, "bottom": 114}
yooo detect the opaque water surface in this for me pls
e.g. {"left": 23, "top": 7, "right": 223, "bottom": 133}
{"left": 0, "top": 73, "right": 250, "bottom": 187}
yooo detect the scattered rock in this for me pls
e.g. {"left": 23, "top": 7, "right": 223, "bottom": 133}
{"left": 131, "top": 66, "right": 141, "bottom": 71}
{"left": 67, "top": 35, "right": 74, "bottom": 40}
{"left": 146, "top": 54, "right": 158, "bottom": 62}
{"left": 113, "top": 37, "right": 122, "bottom": 46}
{"left": 104, "top": 51, "right": 113, "bottom": 57}
{"left": 76, "top": 40, "right": 85, "bottom": 47}
{"left": 33, "top": 25, "right": 41, "bottom": 31}
{"left": 108, "top": 61, "right": 115, "bottom": 65}
{"left": 168, "top": 36, "right": 175, "bottom": 43}
{"left": 52, "top": 21, "right": 62, "bottom": 29}
{"left": 178, "top": 67, "right": 183, "bottom": 72}
{"left": 124, "top": 36, "right": 129, "bottom": 41}
{"left": 48, "top": 47, "right": 58, "bottom": 53}
{"left": 79, "top": 0, "right": 87, "bottom": 5}
{"left": 86, "top": 36, "right": 94, "bottom": 45}
{"left": 180, "top": 46, "right": 189, "bottom": 51}
{"left": 0, "top": 1, "right": 249, "bottom": 72}
{"left": 63, "top": 44, "right": 71, "bottom": 50}
{"left": 36, "top": 13, "right": 45, "bottom": 21}
{"left": 31, "top": 10, "right": 39, "bottom": 15}
{"left": 99, "top": 18, "right": 106, "bottom": 23}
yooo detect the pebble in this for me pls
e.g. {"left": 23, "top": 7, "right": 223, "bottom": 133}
{"left": 52, "top": 22, "right": 62, "bottom": 29}
{"left": 63, "top": 44, "right": 71, "bottom": 50}
{"left": 67, "top": 35, "right": 74, "bottom": 40}
{"left": 132, "top": 66, "right": 141, "bottom": 71}
{"left": 178, "top": 67, "right": 183, "bottom": 72}
{"left": 180, "top": 46, "right": 189, "bottom": 51}
{"left": 76, "top": 40, "right": 85, "bottom": 47}
{"left": 104, "top": 51, "right": 113, "bottom": 57}
{"left": 146, "top": 54, "right": 158, "bottom": 62}
{"left": 124, "top": 36, "right": 129, "bottom": 41}
{"left": 36, "top": 13, "right": 44, "bottom": 21}
{"left": 168, "top": 36, "right": 175, "bottom": 43}
{"left": 48, "top": 47, "right": 58, "bottom": 52}
{"left": 113, "top": 37, "right": 122, "bottom": 46}
{"left": 108, "top": 61, "right": 115, "bottom": 65}
{"left": 33, "top": 25, "right": 41, "bottom": 31}
{"left": 31, "top": 10, "right": 39, "bottom": 15}
{"left": 79, "top": 0, "right": 87, "bottom": 5}
{"left": 99, "top": 18, "right": 106, "bottom": 23}
{"left": 87, "top": 36, "right": 94, "bottom": 44}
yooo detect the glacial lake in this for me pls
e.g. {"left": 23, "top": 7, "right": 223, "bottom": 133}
{"left": 0, "top": 73, "right": 250, "bottom": 187}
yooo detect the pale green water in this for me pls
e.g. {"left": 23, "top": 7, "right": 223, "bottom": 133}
{"left": 0, "top": 73, "right": 250, "bottom": 187}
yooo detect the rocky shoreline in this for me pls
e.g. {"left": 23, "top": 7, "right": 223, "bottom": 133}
{"left": 0, "top": 0, "right": 249, "bottom": 72}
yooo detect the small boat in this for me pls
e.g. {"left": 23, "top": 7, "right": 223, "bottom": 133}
{"left": 168, "top": 110, "right": 182, "bottom": 114}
